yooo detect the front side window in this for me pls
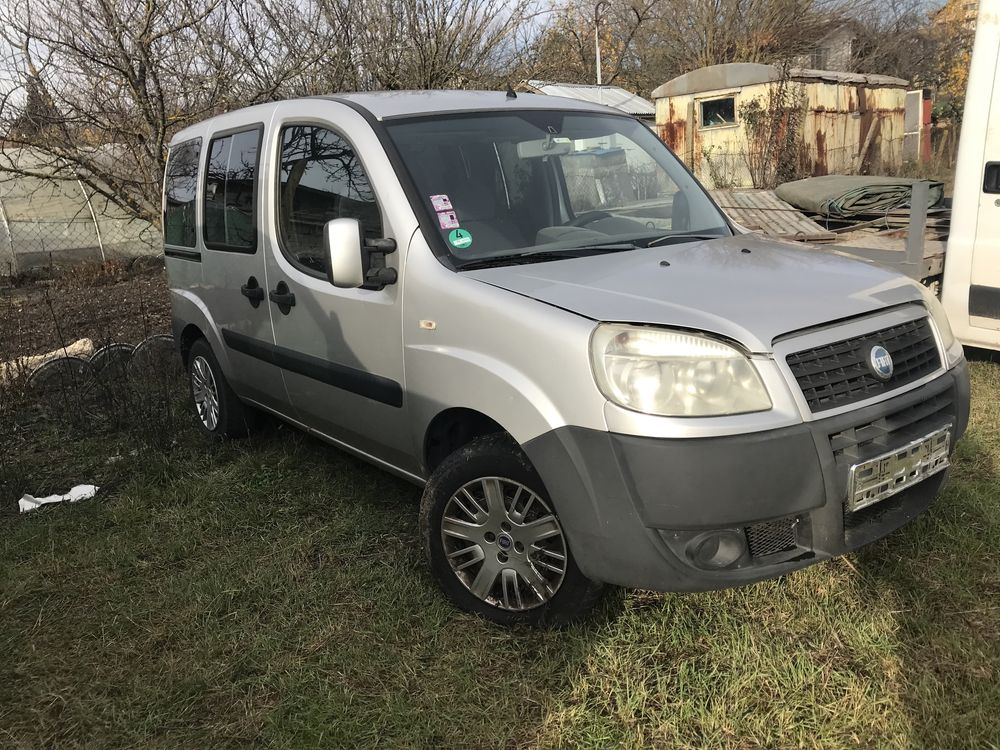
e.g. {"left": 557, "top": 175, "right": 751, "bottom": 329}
{"left": 385, "top": 112, "right": 729, "bottom": 266}
{"left": 277, "top": 125, "right": 383, "bottom": 274}
{"left": 204, "top": 127, "right": 261, "bottom": 251}
{"left": 164, "top": 139, "right": 201, "bottom": 248}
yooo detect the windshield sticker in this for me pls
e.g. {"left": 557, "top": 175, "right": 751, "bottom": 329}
{"left": 430, "top": 194, "right": 453, "bottom": 211}
{"left": 437, "top": 210, "right": 460, "bottom": 229}
{"left": 448, "top": 228, "right": 472, "bottom": 249}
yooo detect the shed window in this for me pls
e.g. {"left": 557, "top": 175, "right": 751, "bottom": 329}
{"left": 700, "top": 97, "right": 736, "bottom": 128}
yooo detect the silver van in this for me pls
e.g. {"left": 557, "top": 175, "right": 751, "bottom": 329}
{"left": 164, "top": 92, "right": 969, "bottom": 625}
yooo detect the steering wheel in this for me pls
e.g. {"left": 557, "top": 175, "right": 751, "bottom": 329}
{"left": 568, "top": 210, "right": 612, "bottom": 228}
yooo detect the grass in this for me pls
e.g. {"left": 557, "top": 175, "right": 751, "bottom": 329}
{"left": 1, "top": 365, "right": 999, "bottom": 749}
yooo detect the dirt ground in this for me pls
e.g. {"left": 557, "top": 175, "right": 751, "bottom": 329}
{"left": 0, "top": 259, "right": 172, "bottom": 360}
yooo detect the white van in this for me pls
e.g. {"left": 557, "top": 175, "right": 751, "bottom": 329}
{"left": 164, "top": 92, "right": 968, "bottom": 625}
{"left": 942, "top": 0, "right": 1000, "bottom": 348}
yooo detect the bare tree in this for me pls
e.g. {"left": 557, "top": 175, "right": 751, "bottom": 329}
{"left": 533, "top": 0, "right": 846, "bottom": 96}
{"left": 0, "top": 0, "right": 543, "bottom": 225}
{"left": 529, "top": 0, "right": 659, "bottom": 88}
{"left": 308, "top": 0, "right": 541, "bottom": 91}
{"left": 848, "top": 0, "right": 959, "bottom": 88}
{"left": 0, "top": 0, "right": 331, "bottom": 224}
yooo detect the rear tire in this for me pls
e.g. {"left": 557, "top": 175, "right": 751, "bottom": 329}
{"left": 187, "top": 338, "right": 252, "bottom": 438}
{"left": 420, "top": 433, "right": 604, "bottom": 626}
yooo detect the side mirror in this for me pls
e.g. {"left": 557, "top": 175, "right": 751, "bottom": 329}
{"left": 324, "top": 218, "right": 365, "bottom": 289}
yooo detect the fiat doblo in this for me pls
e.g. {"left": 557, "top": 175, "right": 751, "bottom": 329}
{"left": 164, "top": 92, "right": 969, "bottom": 625}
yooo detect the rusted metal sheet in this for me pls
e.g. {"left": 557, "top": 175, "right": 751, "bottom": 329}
{"left": 711, "top": 189, "right": 836, "bottom": 242}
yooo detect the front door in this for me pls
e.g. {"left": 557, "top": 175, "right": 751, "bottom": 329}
{"left": 258, "top": 104, "right": 415, "bottom": 474}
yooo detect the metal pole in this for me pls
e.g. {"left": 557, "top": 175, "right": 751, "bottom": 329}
{"left": 0, "top": 193, "right": 16, "bottom": 275}
{"left": 905, "top": 180, "right": 929, "bottom": 280}
{"left": 594, "top": 1, "right": 608, "bottom": 85}
{"left": 78, "top": 178, "right": 106, "bottom": 264}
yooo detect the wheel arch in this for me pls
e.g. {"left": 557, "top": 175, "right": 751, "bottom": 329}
{"left": 423, "top": 407, "right": 508, "bottom": 475}
{"left": 169, "top": 289, "right": 230, "bottom": 372}
{"left": 177, "top": 323, "right": 205, "bottom": 367}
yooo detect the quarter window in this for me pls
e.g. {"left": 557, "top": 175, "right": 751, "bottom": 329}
{"left": 277, "top": 125, "right": 383, "bottom": 274}
{"left": 164, "top": 139, "right": 201, "bottom": 248}
{"left": 204, "top": 127, "right": 262, "bottom": 251}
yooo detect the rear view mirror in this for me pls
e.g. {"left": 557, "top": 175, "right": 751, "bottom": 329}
{"left": 324, "top": 218, "right": 365, "bottom": 288}
{"left": 516, "top": 137, "right": 572, "bottom": 159}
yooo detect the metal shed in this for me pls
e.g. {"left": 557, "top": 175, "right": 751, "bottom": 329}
{"left": 651, "top": 63, "right": 911, "bottom": 188}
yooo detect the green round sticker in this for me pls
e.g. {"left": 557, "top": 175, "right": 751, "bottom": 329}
{"left": 448, "top": 228, "right": 473, "bottom": 249}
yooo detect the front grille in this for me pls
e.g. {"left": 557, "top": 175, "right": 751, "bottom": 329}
{"left": 830, "top": 388, "right": 955, "bottom": 468}
{"left": 745, "top": 517, "right": 798, "bottom": 558}
{"left": 786, "top": 317, "right": 940, "bottom": 413}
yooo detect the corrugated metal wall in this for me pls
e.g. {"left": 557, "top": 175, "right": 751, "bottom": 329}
{"left": 656, "top": 80, "right": 907, "bottom": 188}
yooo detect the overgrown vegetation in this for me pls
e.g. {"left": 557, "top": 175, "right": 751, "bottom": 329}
{"left": 1, "top": 272, "right": 998, "bottom": 747}
{"left": 739, "top": 75, "right": 808, "bottom": 189}
{"left": 697, "top": 69, "right": 809, "bottom": 190}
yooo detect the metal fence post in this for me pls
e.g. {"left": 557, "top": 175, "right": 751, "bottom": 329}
{"left": 905, "top": 180, "right": 929, "bottom": 280}
{"left": 0, "top": 194, "right": 16, "bottom": 275}
{"left": 78, "top": 179, "right": 106, "bottom": 263}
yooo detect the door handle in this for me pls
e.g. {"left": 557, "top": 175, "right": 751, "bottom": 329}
{"left": 240, "top": 277, "right": 264, "bottom": 307}
{"left": 269, "top": 281, "right": 296, "bottom": 312}
{"left": 984, "top": 162, "right": 1000, "bottom": 194}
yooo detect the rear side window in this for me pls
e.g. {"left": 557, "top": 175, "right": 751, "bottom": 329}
{"left": 163, "top": 139, "right": 201, "bottom": 248}
{"left": 204, "top": 126, "right": 262, "bottom": 252}
{"left": 277, "top": 125, "right": 383, "bottom": 274}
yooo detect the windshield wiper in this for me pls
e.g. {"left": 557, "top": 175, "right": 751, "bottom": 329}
{"left": 457, "top": 243, "right": 636, "bottom": 271}
{"left": 522, "top": 242, "right": 636, "bottom": 256}
{"left": 643, "top": 234, "right": 723, "bottom": 248}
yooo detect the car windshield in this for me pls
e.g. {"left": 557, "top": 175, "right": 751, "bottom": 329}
{"left": 384, "top": 111, "right": 731, "bottom": 267}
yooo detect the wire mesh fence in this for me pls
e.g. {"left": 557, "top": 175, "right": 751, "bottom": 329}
{"left": 0, "top": 214, "right": 161, "bottom": 275}
{"left": 0, "top": 155, "right": 161, "bottom": 276}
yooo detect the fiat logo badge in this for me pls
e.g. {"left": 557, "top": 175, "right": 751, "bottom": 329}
{"left": 869, "top": 345, "right": 894, "bottom": 381}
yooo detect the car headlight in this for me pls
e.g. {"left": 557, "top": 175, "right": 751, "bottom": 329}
{"left": 590, "top": 324, "right": 772, "bottom": 417}
{"left": 918, "top": 284, "right": 963, "bottom": 367}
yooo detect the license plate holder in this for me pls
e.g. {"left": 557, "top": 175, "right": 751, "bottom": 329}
{"left": 847, "top": 426, "right": 951, "bottom": 512}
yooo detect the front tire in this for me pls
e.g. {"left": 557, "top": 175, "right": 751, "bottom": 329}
{"left": 187, "top": 338, "right": 252, "bottom": 438}
{"left": 420, "top": 433, "right": 604, "bottom": 626}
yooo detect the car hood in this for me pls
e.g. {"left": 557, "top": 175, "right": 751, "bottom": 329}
{"left": 464, "top": 234, "right": 923, "bottom": 352}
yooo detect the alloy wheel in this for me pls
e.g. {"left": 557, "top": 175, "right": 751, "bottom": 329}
{"left": 440, "top": 477, "right": 567, "bottom": 610}
{"left": 190, "top": 355, "right": 220, "bottom": 431}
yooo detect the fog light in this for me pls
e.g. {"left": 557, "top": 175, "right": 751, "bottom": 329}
{"left": 687, "top": 530, "right": 746, "bottom": 570}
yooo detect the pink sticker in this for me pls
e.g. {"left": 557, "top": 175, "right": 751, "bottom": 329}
{"left": 430, "top": 194, "right": 453, "bottom": 211}
{"left": 437, "top": 210, "right": 460, "bottom": 229}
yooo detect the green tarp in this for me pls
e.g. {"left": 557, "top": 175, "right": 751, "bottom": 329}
{"left": 774, "top": 175, "right": 944, "bottom": 219}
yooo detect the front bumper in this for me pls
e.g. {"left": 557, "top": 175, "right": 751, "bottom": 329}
{"left": 522, "top": 360, "right": 970, "bottom": 591}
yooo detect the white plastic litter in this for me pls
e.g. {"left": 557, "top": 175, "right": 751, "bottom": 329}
{"left": 18, "top": 484, "right": 99, "bottom": 513}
